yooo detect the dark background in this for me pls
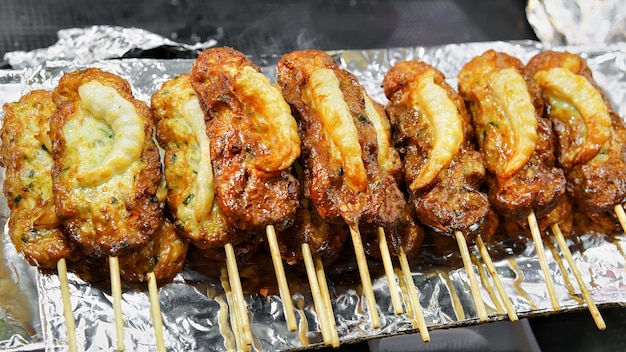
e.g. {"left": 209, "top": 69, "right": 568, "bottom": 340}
{"left": 1, "top": 0, "right": 536, "bottom": 63}
{"left": 2, "top": 0, "right": 625, "bottom": 351}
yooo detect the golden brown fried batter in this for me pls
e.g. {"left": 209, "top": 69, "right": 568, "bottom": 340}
{"left": 277, "top": 49, "right": 405, "bottom": 227}
{"left": 458, "top": 50, "right": 566, "bottom": 222}
{"left": 276, "top": 196, "right": 348, "bottom": 265}
{"left": 360, "top": 203, "right": 425, "bottom": 260}
{"left": 0, "top": 90, "right": 76, "bottom": 269}
{"left": 384, "top": 60, "right": 493, "bottom": 239}
{"left": 119, "top": 219, "right": 188, "bottom": 283}
{"left": 152, "top": 73, "right": 245, "bottom": 249}
{"left": 50, "top": 68, "right": 163, "bottom": 257}
{"left": 191, "top": 47, "right": 300, "bottom": 231}
{"left": 526, "top": 51, "right": 626, "bottom": 231}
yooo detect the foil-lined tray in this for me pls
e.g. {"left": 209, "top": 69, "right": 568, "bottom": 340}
{"left": 1, "top": 40, "right": 626, "bottom": 351}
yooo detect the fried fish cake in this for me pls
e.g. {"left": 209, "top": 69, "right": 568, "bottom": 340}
{"left": 384, "top": 60, "right": 492, "bottom": 239}
{"left": 152, "top": 73, "right": 244, "bottom": 249}
{"left": 50, "top": 68, "right": 163, "bottom": 257}
{"left": 526, "top": 50, "right": 626, "bottom": 231}
{"left": 277, "top": 49, "right": 405, "bottom": 227}
{"left": 119, "top": 219, "right": 188, "bottom": 283}
{"left": 458, "top": 50, "right": 566, "bottom": 222}
{"left": 0, "top": 90, "right": 76, "bottom": 269}
{"left": 190, "top": 47, "right": 301, "bottom": 231}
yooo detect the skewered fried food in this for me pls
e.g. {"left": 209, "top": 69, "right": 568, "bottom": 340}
{"left": 190, "top": 47, "right": 301, "bottom": 231}
{"left": 384, "top": 59, "right": 495, "bottom": 240}
{"left": 458, "top": 50, "right": 570, "bottom": 313}
{"left": 277, "top": 49, "right": 405, "bottom": 227}
{"left": 526, "top": 50, "right": 626, "bottom": 232}
{"left": 192, "top": 47, "right": 304, "bottom": 336}
{"left": 0, "top": 89, "right": 82, "bottom": 351}
{"left": 0, "top": 90, "right": 76, "bottom": 269}
{"left": 49, "top": 68, "right": 163, "bottom": 258}
{"left": 458, "top": 50, "right": 566, "bottom": 225}
{"left": 384, "top": 59, "right": 500, "bottom": 322}
{"left": 277, "top": 49, "right": 406, "bottom": 329}
{"left": 152, "top": 73, "right": 246, "bottom": 249}
{"left": 358, "top": 89, "right": 424, "bottom": 258}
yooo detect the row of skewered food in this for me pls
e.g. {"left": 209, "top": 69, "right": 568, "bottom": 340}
{"left": 1, "top": 46, "right": 625, "bottom": 349}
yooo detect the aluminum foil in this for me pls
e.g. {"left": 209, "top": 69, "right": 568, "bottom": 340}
{"left": 1, "top": 40, "right": 626, "bottom": 351}
{"left": 3, "top": 25, "right": 217, "bottom": 70}
{"left": 527, "top": 0, "right": 626, "bottom": 46}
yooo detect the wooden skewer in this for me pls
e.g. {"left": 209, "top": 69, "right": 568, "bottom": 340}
{"left": 377, "top": 227, "right": 404, "bottom": 315}
{"left": 615, "top": 204, "right": 626, "bottom": 234}
{"left": 527, "top": 210, "right": 560, "bottom": 311}
{"left": 398, "top": 247, "right": 430, "bottom": 342}
{"left": 220, "top": 267, "right": 245, "bottom": 351}
{"left": 347, "top": 223, "right": 380, "bottom": 328}
{"left": 314, "top": 255, "right": 340, "bottom": 348}
{"left": 551, "top": 224, "right": 606, "bottom": 330}
{"left": 475, "top": 235, "right": 518, "bottom": 322}
{"left": 454, "top": 231, "right": 488, "bottom": 322}
{"left": 301, "top": 243, "right": 332, "bottom": 345}
{"left": 545, "top": 239, "right": 583, "bottom": 305}
{"left": 224, "top": 243, "right": 253, "bottom": 347}
{"left": 265, "top": 225, "right": 298, "bottom": 332}
{"left": 147, "top": 272, "right": 166, "bottom": 352}
{"left": 471, "top": 253, "right": 504, "bottom": 315}
{"left": 57, "top": 258, "right": 78, "bottom": 352}
{"left": 108, "top": 256, "right": 125, "bottom": 352}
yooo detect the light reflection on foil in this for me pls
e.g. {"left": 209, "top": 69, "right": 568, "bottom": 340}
{"left": 527, "top": 0, "right": 626, "bottom": 46}
{"left": 3, "top": 25, "right": 217, "bottom": 70}
{"left": 1, "top": 41, "right": 626, "bottom": 351}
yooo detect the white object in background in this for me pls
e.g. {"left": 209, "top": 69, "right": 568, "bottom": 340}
{"left": 368, "top": 320, "right": 541, "bottom": 352}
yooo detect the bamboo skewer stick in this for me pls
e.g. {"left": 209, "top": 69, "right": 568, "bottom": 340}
{"left": 454, "top": 231, "right": 488, "bottom": 322}
{"left": 398, "top": 247, "right": 430, "bottom": 342}
{"left": 545, "top": 239, "right": 583, "bottom": 305}
{"left": 616, "top": 204, "right": 626, "bottom": 234}
{"left": 314, "top": 255, "right": 340, "bottom": 348}
{"left": 551, "top": 224, "right": 606, "bottom": 330}
{"left": 348, "top": 223, "right": 380, "bottom": 328}
{"left": 527, "top": 210, "right": 560, "bottom": 311}
{"left": 220, "top": 267, "right": 245, "bottom": 351}
{"left": 302, "top": 243, "right": 332, "bottom": 346}
{"left": 471, "top": 253, "right": 504, "bottom": 315}
{"left": 266, "top": 225, "right": 298, "bottom": 332}
{"left": 475, "top": 235, "right": 518, "bottom": 322}
{"left": 377, "top": 227, "right": 403, "bottom": 315}
{"left": 147, "top": 272, "right": 166, "bottom": 352}
{"left": 224, "top": 243, "right": 253, "bottom": 347}
{"left": 109, "top": 256, "right": 125, "bottom": 352}
{"left": 57, "top": 258, "right": 78, "bottom": 352}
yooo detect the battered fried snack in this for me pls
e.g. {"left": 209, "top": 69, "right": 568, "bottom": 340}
{"left": 0, "top": 90, "right": 76, "bottom": 269}
{"left": 276, "top": 196, "right": 349, "bottom": 265}
{"left": 384, "top": 60, "right": 494, "bottom": 240}
{"left": 119, "top": 219, "right": 188, "bottom": 283}
{"left": 458, "top": 50, "right": 566, "bottom": 224}
{"left": 50, "top": 68, "right": 163, "bottom": 257}
{"left": 152, "top": 73, "right": 244, "bottom": 249}
{"left": 360, "top": 204, "right": 425, "bottom": 260}
{"left": 191, "top": 47, "right": 300, "bottom": 231}
{"left": 277, "top": 49, "right": 405, "bottom": 227}
{"left": 526, "top": 50, "right": 626, "bottom": 231}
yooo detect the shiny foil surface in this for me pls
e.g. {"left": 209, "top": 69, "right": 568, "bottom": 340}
{"left": 527, "top": 0, "right": 626, "bottom": 46}
{"left": 1, "top": 40, "right": 626, "bottom": 351}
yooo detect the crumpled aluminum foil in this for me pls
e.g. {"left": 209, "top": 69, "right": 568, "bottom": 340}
{"left": 3, "top": 25, "right": 217, "bottom": 70}
{"left": 2, "top": 40, "right": 626, "bottom": 351}
{"left": 527, "top": 0, "right": 626, "bottom": 46}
